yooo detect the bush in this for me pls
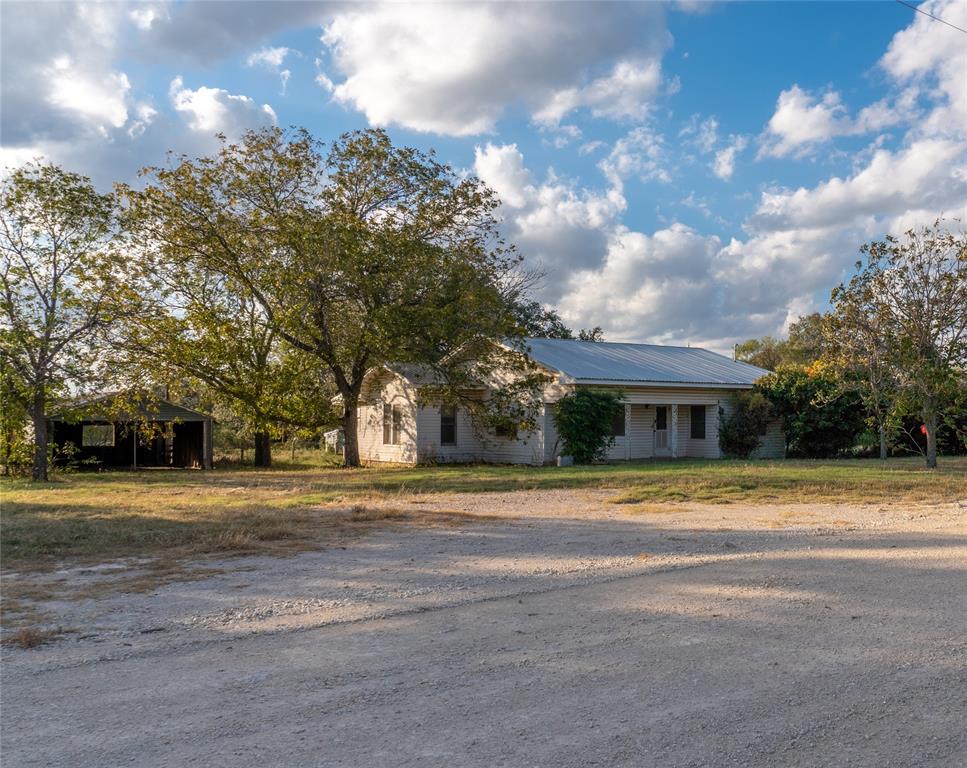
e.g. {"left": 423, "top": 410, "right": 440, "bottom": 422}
{"left": 553, "top": 389, "right": 624, "bottom": 464}
{"left": 718, "top": 391, "right": 773, "bottom": 458}
{"left": 756, "top": 364, "right": 865, "bottom": 458}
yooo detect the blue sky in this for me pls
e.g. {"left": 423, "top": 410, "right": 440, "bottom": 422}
{"left": 3, "top": 1, "right": 965, "bottom": 351}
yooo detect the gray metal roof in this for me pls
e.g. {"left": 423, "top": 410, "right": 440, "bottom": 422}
{"left": 522, "top": 338, "right": 771, "bottom": 387}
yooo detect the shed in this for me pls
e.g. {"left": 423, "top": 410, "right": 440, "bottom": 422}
{"left": 50, "top": 396, "right": 213, "bottom": 470}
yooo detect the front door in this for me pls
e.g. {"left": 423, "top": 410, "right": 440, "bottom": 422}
{"left": 654, "top": 406, "right": 670, "bottom": 456}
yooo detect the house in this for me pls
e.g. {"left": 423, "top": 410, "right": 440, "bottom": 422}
{"left": 353, "top": 338, "right": 784, "bottom": 465}
{"left": 50, "top": 395, "right": 213, "bottom": 469}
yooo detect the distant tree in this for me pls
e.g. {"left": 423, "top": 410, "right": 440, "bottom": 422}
{"left": 0, "top": 163, "right": 125, "bottom": 481}
{"left": 512, "top": 299, "right": 574, "bottom": 339}
{"left": 718, "top": 391, "right": 773, "bottom": 459}
{"left": 735, "top": 336, "right": 786, "bottom": 371}
{"left": 735, "top": 315, "right": 825, "bottom": 371}
{"left": 126, "top": 127, "right": 535, "bottom": 467}
{"left": 578, "top": 326, "right": 605, "bottom": 342}
{"left": 553, "top": 389, "right": 624, "bottom": 463}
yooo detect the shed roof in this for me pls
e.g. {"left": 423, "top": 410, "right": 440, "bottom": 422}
{"left": 522, "top": 338, "right": 770, "bottom": 387}
{"left": 51, "top": 394, "right": 212, "bottom": 422}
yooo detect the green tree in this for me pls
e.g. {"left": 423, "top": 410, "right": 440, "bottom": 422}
{"left": 553, "top": 389, "right": 624, "bottom": 463}
{"left": 846, "top": 222, "right": 967, "bottom": 468}
{"left": 757, "top": 364, "right": 866, "bottom": 458}
{"left": 0, "top": 163, "right": 125, "bottom": 481}
{"left": 825, "top": 283, "right": 899, "bottom": 459}
{"left": 125, "top": 127, "right": 533, "bottom": 467}
{"left": 118, "top": 241, "right": 335, "bottom": 468}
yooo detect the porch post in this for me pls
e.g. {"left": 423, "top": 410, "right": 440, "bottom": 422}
{"left": 624, "top": 403, "right": 631, "bottom": 460}
{"left": 670, "top": 404, "right": 679, "bottom": 458}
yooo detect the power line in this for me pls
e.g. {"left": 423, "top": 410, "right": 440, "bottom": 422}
{"left": 895, "top": 0, "right": 967, "bottom": 35}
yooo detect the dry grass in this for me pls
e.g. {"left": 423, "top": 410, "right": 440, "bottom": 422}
{"left": 1, "top": 625, "right": 72, "bottom": 649}
{"left": 2, "top": 455, "right": 965, "bottom": 574}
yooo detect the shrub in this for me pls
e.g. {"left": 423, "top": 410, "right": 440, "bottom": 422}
{"left": 756, "top": 364, "right": 865, "bottom": 457}
{"left": 718, "top": 391, "right": 773, "bottom": 458}
{"left": 553, "top": 389, "right": 624, "bottom": 464}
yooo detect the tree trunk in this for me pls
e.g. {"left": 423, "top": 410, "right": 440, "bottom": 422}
{"left": 923, "top": 396, "right": 938, "bottom": 469}
{"left": 878, "top": 422, "right": 888, "bottom": 460}
{"left": 253, "top": 430, "right": 272, "bottom": 468}
{"left": 31, "top": 386, "right": 48, "bottom": 482}
{"left": 341, "top": 397, "right": 361, "bottom": 468}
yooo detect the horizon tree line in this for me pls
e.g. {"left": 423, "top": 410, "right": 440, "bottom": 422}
{"left": 2, "top": 128, "right": 965, "bottom": 480}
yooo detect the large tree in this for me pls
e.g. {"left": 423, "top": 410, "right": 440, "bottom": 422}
{"left": 118, "top": 241, "right": 335, "bottom": 467}
{"left": 0, "top": 163, "right": 125, "bottom": 481}
{"left": 846, "top": 222, "right": 967, "bottom": 468}
{"left": 125, "top": 128, "right": 532, "bottom": 466}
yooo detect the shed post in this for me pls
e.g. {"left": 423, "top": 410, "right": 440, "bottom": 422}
{"left": 203, "top": 417, "right": 213, "bottom": 469}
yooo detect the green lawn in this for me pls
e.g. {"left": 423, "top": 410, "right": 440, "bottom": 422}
{"left": 1, "top": 455, "right": 964, "bottom": 570}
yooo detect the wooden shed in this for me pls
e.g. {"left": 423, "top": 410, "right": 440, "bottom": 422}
{"left": 50, "top": 396, "right": 213, "bottom": 470}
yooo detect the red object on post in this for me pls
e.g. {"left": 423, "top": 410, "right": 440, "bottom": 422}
{"left": 920, "top": 424, "right": 928, "bottom": 436}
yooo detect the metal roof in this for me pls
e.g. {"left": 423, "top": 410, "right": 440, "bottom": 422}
{"left": 51, "top": 395, "right": 212, "bottom": 422}
{"left": 522, "top": 338, "right": 771, "bottom": 387}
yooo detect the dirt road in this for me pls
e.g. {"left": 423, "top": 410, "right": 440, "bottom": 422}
{"left": 2, "top": 493, "right": 965, "bottom": 767}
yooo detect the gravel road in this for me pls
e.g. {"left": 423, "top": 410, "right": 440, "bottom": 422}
{"left": 2, "top": 491, "right": 965, "bottom": 767}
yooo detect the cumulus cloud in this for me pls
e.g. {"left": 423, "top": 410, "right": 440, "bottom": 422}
{"left": 599, "top": 127, "right": 671, "bottom": 189}
{"left": 169, "top": 77, "right": 277, "bottom": 135}
{"left": 749, "top": 138, "right": 967, "bottom": 232}
{"left": 712, "top": 135, "right": 748, "bottom": 180}
{"left": 320, "top": 2, "right": 669, "bottom": 135}
{"left": 474, "top": 143, "right": 625, "bottom": 298}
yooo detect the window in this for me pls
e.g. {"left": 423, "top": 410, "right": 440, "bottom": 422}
{"left": 82, "top": 424, "right": 114, "bottom": 447}
{"left": 655, "top": 406, "right": 667, "bottom": 431}
{"left": 383, "top": 403, "right": 403, "bottom": 445}
{"left": 690, "top": 405, "right": 706, "bottom": 440}
{"left": 611, "top": 408, "right": 625, "bottom": 437}
{"left": 758, "top": 419, "right": 769, "bottom": 437}
{"left": 440, "top": 405, "right": 457, "bottom": 446}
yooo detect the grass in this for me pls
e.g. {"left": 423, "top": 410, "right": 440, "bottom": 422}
{"left": 1, "top": 454, "right": 965, "bottom": 573}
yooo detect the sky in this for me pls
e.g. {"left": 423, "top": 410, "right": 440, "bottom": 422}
{"left": 2, "top": 0, "right": 966, "bottom": 353}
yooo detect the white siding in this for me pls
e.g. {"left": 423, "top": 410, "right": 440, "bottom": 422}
{"left": 479, "top": 429, "right": 543, "bottom": 465}
{"left": 415, "top": 404, "right": 482, "bottom": 463}
{"left": 356, "top": 375, "right": 419, "bottom": 464}
{"left": 629, "top": 404, "right": 653, "bottom": 458}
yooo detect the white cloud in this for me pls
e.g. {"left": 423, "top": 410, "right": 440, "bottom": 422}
{"left": 246, "top": 46, "right": 291, "bottom": 69}
{"left": 44, "top": 55, "right": 131, "bottom": 136}
{"left": 246, "top": 46, "right": 294, "bottom": 94}
{"left": 599, "top": 127, "right": 671, "bottom": 189}
{"left": 881, "top": 0, "right": 967, "bottom": 138}
{"left": 533, "top": 58, "right": 662, "bottom": 127}
{"left": 712, "top": 135, "right": 748, "bottom": 180}
{"left": 320, "top": 3, "right": 669, "bottom": 136}
{"left": 749, "top": 138, "right": 967, "bottom": 232}
{"left": 169, "top": 77, "right": 277, "bottom": 135}
{"left": 558, "top": 225, "right": 722, "bottom": 344}
{"left": 679, "top": 115, "right": 718, "bottom": 154}
{"left": 474, "top": 143, "right": 626, "bottom": 298}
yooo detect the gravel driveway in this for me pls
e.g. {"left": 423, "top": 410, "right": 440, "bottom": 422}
{"left": 2, "top": 491, "right": 965, "bottom": 767}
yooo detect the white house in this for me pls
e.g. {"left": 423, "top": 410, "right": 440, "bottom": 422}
{"left": 352, "top": 338, "right": 784, "bottom": 465}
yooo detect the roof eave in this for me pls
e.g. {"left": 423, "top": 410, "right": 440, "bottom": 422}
{"left": 570, "top": 379, "right": 756, "bottom": 389}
